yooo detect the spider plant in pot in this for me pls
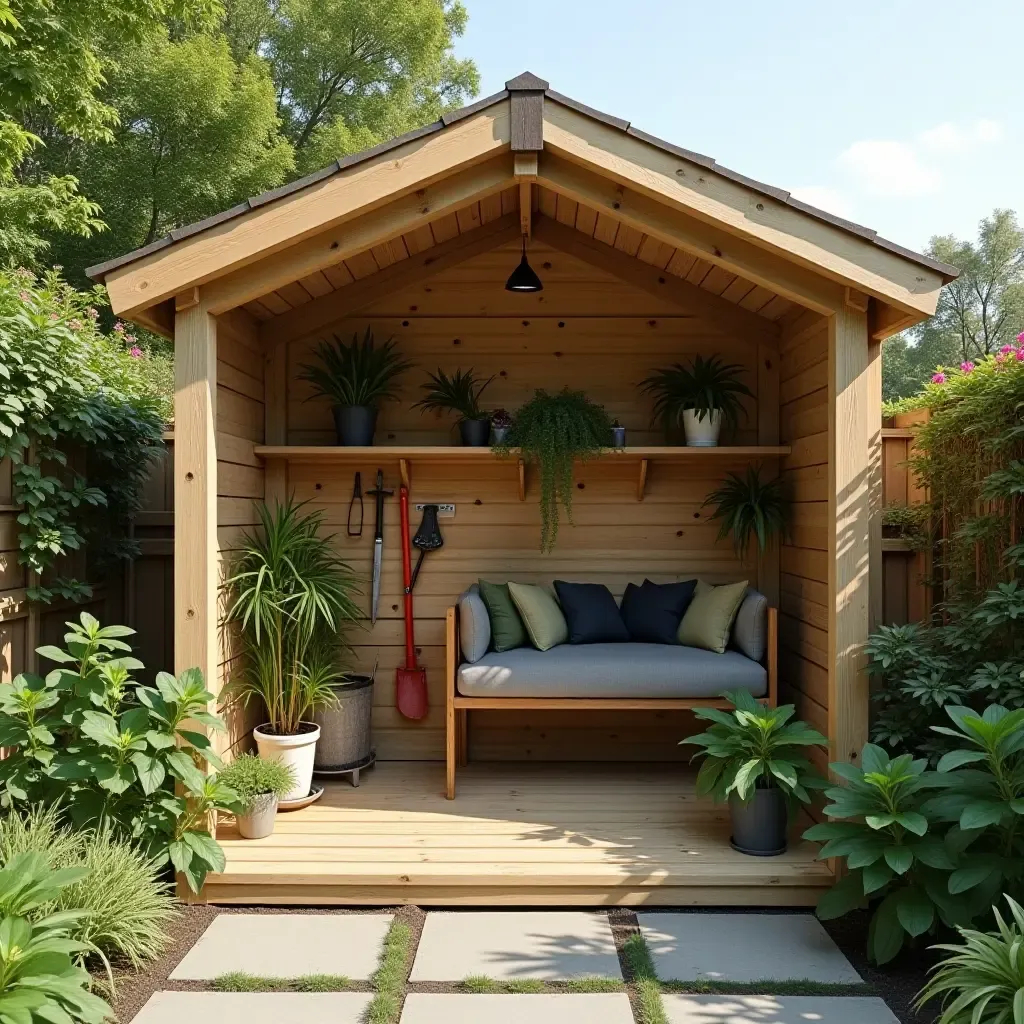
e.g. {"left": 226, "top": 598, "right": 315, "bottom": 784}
{"left": 414, "top": 367, "right": 494, "bottom": 446}
{"left": 681, "top": 689, "right": 828, "bottom": 855}
{"left": 491, "top": 408, "right": 513, "bottom": 444}
{"left": 298, "top": 327, "right": 413, "bottom": 445}
{"left": 640, "top": 354, "right": 753, "bottom": 446}
{"left": 225, "top": 499, "right": 362, "bottom": 804}
{"left": 494, "top": 388, "right": 612, "bottom": 552}
{"left": 217, "top": 753, "right": 296, "bottom": 839}
{"left": 704, "top": 466, "right": 788, "bottom": 556}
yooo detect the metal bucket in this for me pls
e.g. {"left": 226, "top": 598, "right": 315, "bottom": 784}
{"left": 313, "top": 674, "right": 375, "bottom": 774}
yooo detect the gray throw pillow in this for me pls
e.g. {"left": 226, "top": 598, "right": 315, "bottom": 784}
{"left": 458, "top": 585, "right": 491, "bottom": 664}
{"left": 731, "top": 588, "right": 769, "bottom": 662}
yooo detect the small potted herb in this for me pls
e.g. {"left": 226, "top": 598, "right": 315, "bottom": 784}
{"left": 704, "top": 467, "right": 788, "bottom": 554}
{"left": 491, "top": 408, "right": 513, "bottom": 444}
{"left": 640, "top": 354, "right": 753, "bottom": 446}
{"left": 681, "top": 690, "right": 828, "bottom": 855}
{"left": 414, "top": 368, "right": 494, "bottom": 446}
{"left": 298, "top": 327, "right": 413, "bottom": 445}
{"left": 611, "top": 420, "right": 626, "bottom": 447}
{"left": 218, "top": 753, "right": 297, "bottom": 839}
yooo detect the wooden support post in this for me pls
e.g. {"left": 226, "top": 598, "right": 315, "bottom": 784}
{"left": 828, "top": 304, "right": 871, "bottom": 767}
{"left": 517, "top": 459, "right": 526, "bottom": 501}
{"left": 757, "top": 340, "right": 781, "bottom": 607}
{"left": 637, "top": 458, "right": 648, "bottom": 502}
{"left": 174, "top": 292, "right": 218, "bottom": 692}
{"left": 514, "top": 153, "right": 538, "bottom": 241}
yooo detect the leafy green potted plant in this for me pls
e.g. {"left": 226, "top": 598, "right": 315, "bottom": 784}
{"left": 225, "top": 500, "right": 362, "bottom": 805}
{"left": 298, "top": 327, "right": 413, "bottom": 446}
{"left": 495, "top": 388, "right": 612, "bottom": 552}
{"left": 414, "top": 367, "right": 494, "bottom": 446}
{"left": 704, "top": 467, "right": 788, "bottom": 554}
{"left": 682, "top": 690, "right": 828, "bottom": 856}
{"left": 640, "top": 354, "right": 753, "bottom": 446}
{"left": 217, "top": 753, "right": 296, "bottom": 839}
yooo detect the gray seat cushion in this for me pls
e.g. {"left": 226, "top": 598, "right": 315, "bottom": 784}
{"left": 457, "top": 643, "right": 766, "bottom": 700}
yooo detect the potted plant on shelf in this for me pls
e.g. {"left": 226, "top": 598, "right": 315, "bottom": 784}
{"left": 226, "top": 499, "right": 362, "bottom": 805}
{"left": 298, "top": 327, "right": 413, "bottom": 446}
{"left": 414, "top": 367, "right": 494, "bottom": 446}
{"left": 218, "top": 753, "right": 296, "bottom": 839}
{"left": 704, "top": 466, "right": 788, "bottom": 554}
{"left": 640, "top": 354, "right": 753, "bottom": 446}
{"left": 681, "top": 689, "right": 828, "bottom": 856}
{"left": 491, "top": 408, "right": 513, "bottom": 444}
{"left": 610, "top": 420, "right": 626, "bottom": 447}
{"left": 495, "top": 388, "right": 612, "bottom": 552}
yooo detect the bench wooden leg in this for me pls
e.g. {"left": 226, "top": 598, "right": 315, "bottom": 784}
{"left": 457, "top": 709, "right": 469, "bottom": 767}
{"left": 446, "top": 705, "right": 456, "bottom": 799}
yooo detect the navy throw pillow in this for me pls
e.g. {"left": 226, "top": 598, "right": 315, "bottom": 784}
{"left": 552, "top": 581, "right": 630, "bottom": 644}
{"left": 620, "top": 578, "right": 698, "bottom": 644}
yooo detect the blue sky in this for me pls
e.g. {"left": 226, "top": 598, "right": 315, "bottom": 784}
{"left": 455, "top": 0, "right": 1023, "bottom": 253}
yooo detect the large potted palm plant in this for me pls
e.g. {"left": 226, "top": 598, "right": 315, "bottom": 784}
{"left": 414, "top": 367, "right": 493, "bottom": 446}
{"left": 298, "top": 327, "right": 413, "bottom": 445}
{"left": 226, "top": 500, "right": 362, "bottom": 804}
{"left": 640, "top": 354, "right": 753, "bottom": 446}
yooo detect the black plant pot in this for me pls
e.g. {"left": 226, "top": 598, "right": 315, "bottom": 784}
{"left": 332, "top": 405, "right": 376, "bottom": 446}
{"left": 729, "top": 786, "right": 788, "bottom": 856}
{"left": 459, "top": 417, "right": 491, "bottom": 447}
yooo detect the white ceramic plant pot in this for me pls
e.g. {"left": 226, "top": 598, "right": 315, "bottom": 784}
{"left": 253, "top": 723, "right": 320, "bottom": 803}
{"left": 682, "top": 409, "right": 722, "bottom": 447}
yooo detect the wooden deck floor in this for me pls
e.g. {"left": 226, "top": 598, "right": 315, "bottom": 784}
{"left": 204, "top": 762, "right": 834, "bottom": 906}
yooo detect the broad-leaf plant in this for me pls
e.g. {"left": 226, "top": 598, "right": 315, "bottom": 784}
{"left": 0, "top": 613, "right": 237, "bottom": 893}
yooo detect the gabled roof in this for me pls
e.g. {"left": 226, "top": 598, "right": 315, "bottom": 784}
{"left": 86, "top": 73, "right": 957, "bottom": 285}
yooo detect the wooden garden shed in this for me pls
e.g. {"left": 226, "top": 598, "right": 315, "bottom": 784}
{"left": 88, "top": 73, "right": 957, "bottom": 906}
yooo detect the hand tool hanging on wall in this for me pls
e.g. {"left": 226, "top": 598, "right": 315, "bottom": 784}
{"left": 346, "top": 472, "right": 364, "bottom": 537}
{"left": 396, "top": 485, "right": 429, "bottom": 720}
{"left": 410, "top": 504, "right": 444, "bottom": 591}
{"left": 367, "top": 470, "right": 392, "bottom": 625}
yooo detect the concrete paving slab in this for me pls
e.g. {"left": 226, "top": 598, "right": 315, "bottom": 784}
{"left": 639, "top": 912, "right": 861, "bottom": 983}
{"left": 131, "top": 992, "right": 373, "bottom": 1024}
{"left": 663, "top": 994, "right": 899, "bottom": 1023}
{"left": 169, "top": 914, "right": 392, "bottom": 980}
{"left": 400, "top": 993, "right": 635, "bottom": 1024}
{"left": 409, "top": 912, "right": 622, "bottom": 981}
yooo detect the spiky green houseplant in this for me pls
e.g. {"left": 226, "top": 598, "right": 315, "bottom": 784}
{"left": 225, "top": 500, "right": 362, "bottom": 735}
{"left": 217, "top": 754, "right": 296, "bottom": 811}
{"left": 917, "top": 895, "right": 1024, "bottom": 1024}
{"left": 704, "top": 466, "right": 788, "bottom": 554}
{"left": 494, "top": 388, "right": 613, "bottom": 552}
{"left": 298, "top": 328, "right": 412, "bottom": 408}
{"left": 640, "top": 354, "right": 753, "bottom": 438}
{"left": 414, "top": 368, "right": 494, "bottom": 422}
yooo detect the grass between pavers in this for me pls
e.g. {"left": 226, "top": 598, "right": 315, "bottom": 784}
{"left": 365, "top": 918, "right": 414, "bottom": 1024}
{"left": 621, "top": 932, "right": 669, "bottom": 1024}
{"left": 213, "top": 972, "right": 352, "bottom": 992}
{"left": 458, "top": 976, "right": 625, "bottom": 994}
{"left": 660, "top": 979, "right": 872, "bottom": 997}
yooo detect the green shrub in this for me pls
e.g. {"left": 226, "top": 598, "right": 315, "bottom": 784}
{"left": 0, "top": 613, "right": 238, "bottom": 893}
{"left": 0, "top": 804, "right": 177, "bottom": 968}
{"left": 0, "top": 851, "right": 113, "bottom": 1024}
{"left": 917, "top": 895, "right": 1024, "bottom": 1024}
{"left": 217, "top": 754, "right": 296, "bottom": 809}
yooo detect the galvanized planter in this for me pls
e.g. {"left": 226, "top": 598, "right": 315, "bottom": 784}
{"left": 313, "top": 674, "right": 375, "bottom": 785}
{"left": 237, "top": 791, "right": 278, "bottom": 839}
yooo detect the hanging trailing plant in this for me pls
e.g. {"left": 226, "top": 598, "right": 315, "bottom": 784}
{"left": 495, "top": 388, "right": 612, "bottom": 552}
{"left": 703, "top": 466, "right": 788, "bottom": 555}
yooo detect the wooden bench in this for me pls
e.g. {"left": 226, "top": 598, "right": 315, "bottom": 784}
{"left": 444, "top": 605, "right": 778, "bottom": 799}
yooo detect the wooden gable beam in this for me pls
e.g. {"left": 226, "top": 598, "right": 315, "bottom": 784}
{"left": 514, "top": 153, "right": 537, "bottom": 240}
{"left": 542, "top": 99, "right": 945, "bottom": 320}
{"left": 262, "top": 213, "right": 521, "bottom": 348}
{"left": 539, "top": 152, "right": 846, "bottom": 315}
{"left": 507, "top": 72, "right": 547, "bottom": 152}
{"left": 533, "top": 216, "right": 779, "bottom": 347}
{"left": 194, "top": 156, "right": 513, "bottom": 316}
{"left": 105, "top": 104, "right": 511, "bottom": 319}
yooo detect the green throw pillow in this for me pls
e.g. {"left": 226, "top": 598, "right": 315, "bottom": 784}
{"left": 478, "top": 580, "right": 528, "bottom": 652}
{"left": 507, "top": 582, "right": 569, "bottom": 651}
{"left": 677, "top": 579, "right": 749, "bottom": 654}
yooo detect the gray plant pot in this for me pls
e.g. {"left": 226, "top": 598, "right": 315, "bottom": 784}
{"left": 460, "top": 417, "right": 491, "bottom": 447}
{"left": 611, "top": 425, "right": 626, "bottom": 448}
{"left": 492, "top": 425, "right": 510, "bottom": 444}
{"left": 313, "top": 674, "right": 374, "bottom": 776}
{"left": 236, "top": 791, "right": 278, "bottom": 839}
{"left": 332, "top": 404, "right": 377, "bottom": 446}
{"left": 729, "top": 786, "right": 788, "bottom": 856}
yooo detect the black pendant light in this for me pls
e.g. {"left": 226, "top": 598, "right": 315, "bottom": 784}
{"left": 505, "top": 236, "right": 543, "bottom": 292}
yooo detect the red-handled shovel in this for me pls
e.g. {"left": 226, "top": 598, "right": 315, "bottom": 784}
{"left": 396, "top": 485, "right": 428, "bottom": 720}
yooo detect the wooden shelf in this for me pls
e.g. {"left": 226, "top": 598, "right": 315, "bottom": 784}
{"left": 252, "top": 445, "right": 792, "bottom": 500}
